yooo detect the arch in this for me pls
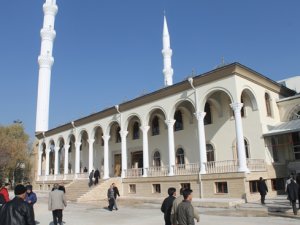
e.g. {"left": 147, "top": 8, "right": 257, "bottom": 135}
{"left": 146, "top": 106, "right": 167, "bottom": 125}
{"left": 284, "top": 104, "right": 300, "bottom": 121}
{"left": 151, "top": 115, "right": 160, "bottom": 136}
{"left": 176, "top": 147, "right": 185, "bottom": 165}
{"left": 124, "top": 113, "right": 142, "bottom": 131}
{"left": 90, "top": 124, "right": 105, "bottom": 139}
{"left": 77, "top": 128, "right": 89, "bottom": 141}
{"left": 153, "top": 150, "right": 161, "bottom": 167}
{"left": 240, "top": 87, "right": 258, "bottom": 111}
{"left": 169, "top": 98, "right": 196, "bottom": 120}
{"left": 204, "top": 102, "right": 212, "bottom": 125}
{"left": 106, "top": 120, "right": 120, "bottom": 136}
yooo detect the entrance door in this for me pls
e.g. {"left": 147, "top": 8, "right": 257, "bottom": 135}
{"left": 114, "top": 154, "right": 121, "bottom": 177}
{"left": 132, "top": 151, "right": 143, "bottom": 168}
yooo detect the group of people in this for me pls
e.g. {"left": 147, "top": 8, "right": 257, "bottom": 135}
{"left": 161, "top": 187, "right": 199, "bottom": 225}
{"left": 88, "top": 169, "right": 101, "bottom": 187}
{"left": 0, "top": 182, "right": 37, "bottom": 225}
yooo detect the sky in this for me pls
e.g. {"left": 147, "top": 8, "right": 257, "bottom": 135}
{"left": 1, "top": 0, "right": 300, "bottom": 141}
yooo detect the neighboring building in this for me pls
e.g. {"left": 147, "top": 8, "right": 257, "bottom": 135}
{"left": 34, "top": 0, "right": 300, "bottom": 202}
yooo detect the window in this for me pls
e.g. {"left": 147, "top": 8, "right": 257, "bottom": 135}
{"left": 206, "top": 144, "right": 215, "bottom": 162}
{"left": 152, "top": 184, "right": 161, "bottom": 193}
{"left": 153, "top": 151, "right": 161, "bottom": 167}
{"left": 116, "top": 126, "right": 121, "bottom": 143}
{"left": 133, "top": 122, "right": 140, "bottom": 139}
{"left": 265, "top": 93, "right": 272, "bottom": 117}
{"left": 176, "top": 148, "right": 185, "bottom": 165}
{"left": 181, "top": 183, "right": 191, "bottom": 190}
{"left": 271, "top": 137, "right": 279, "bottom": 162}
{"left": 215, "top": 182, "right": 228, "bottom": 193}
{"left": 174, "top": 110, "right": 183, "bottom": 131}
{"left": 204, "top": 103, "right": 212, "bottom": 125}
{"left": 129, "top": 184, "right": 136, "bottom": 193}
{"left": 151, "top": 116, "right": 160, "bottom": 136}
{"left": 249, "top": 180, "right": 259, "bottom": 193}
{"left": 244, "top": 139, "right": 250, "bottom": 159}
{"left": 292, "top": 132, "right": 300, "bottom": 160}
{"left": 271, "top": 178, "right": 285, "bottom": 191}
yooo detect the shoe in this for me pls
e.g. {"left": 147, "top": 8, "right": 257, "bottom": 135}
{"left": 116, "top": 208, "right": 118, "bottom": 210}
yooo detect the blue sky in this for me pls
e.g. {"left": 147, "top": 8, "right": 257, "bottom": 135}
{"left": 1, "top": 0, "right": 300, "bottom": 141}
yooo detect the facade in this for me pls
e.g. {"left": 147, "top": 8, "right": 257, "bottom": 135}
{"left": 34, "top": 1, "right": 300, "bottom": 201}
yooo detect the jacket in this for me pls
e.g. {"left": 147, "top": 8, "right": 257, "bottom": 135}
{"left": 161, "top": 195, "right": 175, "bottom": 224}
{"left": 176, "top": 200, "right": 195, "bottom": 225}
{"left": 25, "top": 192, "right": 37, "bottom": 205}
{"left": 0, "top": 196, "right": 35, "bottom": 225}
{"left": 48, "top": 189, "right": 67, "bottom": 211}
{"left": 287, "top": 180, "right": 299, "bottom": 201}
{"left": 257, "top": 180, "right": 268, "bottom": 195}
{"left": 0, "top": 187, "right": 10, "bottom": 203}
{"left": 113, "top": 186, "right": 120, "bottom": 199}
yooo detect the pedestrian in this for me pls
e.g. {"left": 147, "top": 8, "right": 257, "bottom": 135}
{"left": 170, "top": 187, "right": 199, "bottom": 225}
{"left": 94, "top": 168, "right": 100, "bottom": 185}
{"left": 296, "top": 175, "right": 300, "bottom": 209}
{"left": 257, "top": 177, "right": 268, "bottom": 205}
{"left": 176, "top": 189, "right": 197, "bottom": 225}
{"left": 89, "top": 170, "right": 94, "bottom": 187}
{"left": 287, "top": 178, "right": 299, "bottom": 215}
{"left": 0, "top": 184, "right": 35, "bottom": 225}
{"left": 161, "top": 187, "right": 176, "bottom": 225}
{"left": 48, "top": 183, "right": 67, "bottom": 225}
{"left": 107, "top": 184, "right": 115, "bottom": 211}
{"left": 83, "top": 166, "right": 88, "bottom": 173}
{"left": 25, "top": 185, "right": 37, "bottom": 220}
{"left": 112, "top": 183, "right": 120, "bottom": 210}
{"left": 0, "top": 183, "right": 10, "bottom": 208}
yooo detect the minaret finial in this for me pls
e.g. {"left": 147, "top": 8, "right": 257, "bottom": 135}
{"left": 162, "top": 15, "right": 173, "bottom": 86}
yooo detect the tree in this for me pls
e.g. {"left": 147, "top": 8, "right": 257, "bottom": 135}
{"left": 0, "top": 124, "right": 31, "bottom": 185}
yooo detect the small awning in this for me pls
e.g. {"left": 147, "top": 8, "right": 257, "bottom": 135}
{"left": 263, "top": 119, "right": 300, "bottom": 137}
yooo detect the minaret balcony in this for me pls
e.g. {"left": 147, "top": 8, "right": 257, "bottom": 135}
{"left": 38, "top": 55, "right": 54, "bottom": 68}
{"left": 43, "top": 3, "right": 58, "bottom": 16}
{"left": 40, "top": 28, "right": 56, "bottom": 41}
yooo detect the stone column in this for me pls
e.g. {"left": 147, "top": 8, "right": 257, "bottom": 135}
{"left": 103, "top": 135, "right": 110, "bottom": 179}
{"left": 165, "top": 119, "right": 176, "bottom": 176}
{"left": 230, "top": 102, "right": 249, "bottom": 173}
{"left": 88, "top": 139, "right": 95, "bottom": 173}
{"left": 45, "top": 148, "right": 50, "bottom": 176}
{"left": 195, "top": 111, "right": 207, "bottom": 174}
{"left": 64, "top": 144, "right": 70, "bottom": 174}
{"left": 54, "top": 147, "right": 60, "bottom": 175}
{"left": 120, "top": 131, "right": 128, "bottom": 178}
{"left": 37, "top": 150, "right": 42, "bottom": 176}
{"left": 75, "top": 141, "right": 81, "bottom": 174}
{"left": 141, "top": 125, "right": 150, "bottom": 177}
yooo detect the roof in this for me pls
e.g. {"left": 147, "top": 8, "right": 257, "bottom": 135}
{"left": 263, "top": 119, "right": 300, "bottom": 137}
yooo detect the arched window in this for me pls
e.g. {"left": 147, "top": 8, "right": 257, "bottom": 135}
{"left": 153, "top": 151, "right": 161, "bottom": 166}
{"left": 176, "top": 148, "right": 185, "bottom": 165}
{"left": 265, "top": 93, "right": 272, "bottom": 117}
{"left": 244, "top": 139, "right": 250, "bottom": 159}
{"left": 206, "top": 144, "right": 215, "bottom": 162}
{"left": 116, "top": 126, "right": 121, "bottom": 143}
{"left": 152, "top": 116, "right": 160, "bottom": 136}
{"left": 204, "top": 103, "right": 212, "bottom": 125}
{"left": 241, "top": 97, "right": 245, "bottom": 117}
{"left": 133, "top": 122, "right": 140, "bottom": 139}
{"left": 174, "top": 110, "right": 183, "bottom": 131}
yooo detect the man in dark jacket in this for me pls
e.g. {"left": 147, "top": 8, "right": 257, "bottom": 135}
{"left": 112, "top": 183, "right": 120, "bottom": 210}
{"left": 0, "top": 184, "right": 35, "bottom": 225}
{"left": 94, "top": 169, "right": 100, "bottom": 185}
{"left": 176, "top": 189, "right": 195, "bottom": 225}
{"left": 89, "top": 170, "right": 94, "bottom": 187}
{"left": 257, "top": 177, "right": 268, "bottom": 204}
{"left": 161, "top": 187, "right": 176, "bottom": 225}
{"left": 287, "top": 178, "right": 299, "bottom": 215}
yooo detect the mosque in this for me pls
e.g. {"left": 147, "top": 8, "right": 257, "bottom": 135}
{"left": 34, "top": 0, "right": 300, "bottom": 202}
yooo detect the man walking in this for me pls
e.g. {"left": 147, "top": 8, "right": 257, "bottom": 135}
{"left": 48, "top": 183, "right": 67, "bottom": 225}
{"left": 176, "top": 189, "right": 197, "bottom": 225}
{"left": 0, "top": 184, "right": 35, "bottom": 225}
{"left": 257, "top": 177, "right": 268, "bottom": 205}
{"left": 94, "top": 168, "right": 100, "bottom": 185}
{"left": 89, "top": 170, "right": 94, "bottom": 187}
{"left": 107, "top": 184, "right": 115, "bottom": 211}
{"left": 287, "top": 178, "right": 299, "bottom": 215}
{"left": 112, "top": 183, "right": 120, "bottom": 210}
{"left": 161, "top": 187, "right": 176, "bottom": 225}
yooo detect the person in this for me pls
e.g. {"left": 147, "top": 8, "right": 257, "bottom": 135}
{"left": 0, "top": 183, "right": 10, "bottom": 207}
{"left": 161, "top": 187, "right": 176, "bottom": 225}
{"left": 287, "top": 178, "right": 299, "bottom": 215}
{"left": 25, "top": 185, "right": 37, "bottom": 220}
{"left": 112, "top": 183, "right": 120, "bottom": 210}
{"left": 176, "top": 189, "right": 196, "bottom": 225}
{"left": 170, "top": 187, "right": 199, "bottom": 225}
{"left": 107, "top": 184, "right": 115, "bottom": 211}
{"left": 257, "top": 177, "right": 268, "bottom": 205}
{"left": 48, "top": 183, "right": 67, "bottom": 225}
{"left": 296, "top": 175, "right": 300, "bottom": 209}
{"left": 89, "top": 170, "right": 94, "bottom": 187}
{"left": 94, "top": 168, "right": 100, "bottom": 185}
{"left": 83, "top": 166, "right": 88, "bottom": 173}
{"left": 58, "top": 183, "right": 66, "bottom": 193}
{"left": 0, "top": 184, "right": 35, "bottom": 225}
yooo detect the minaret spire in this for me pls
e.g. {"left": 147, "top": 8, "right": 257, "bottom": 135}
{"left": 35, "top": 0, "right": 58, "bottom": 132}
{"left": 162, "top": 15, "right": 174, "bottom": 86}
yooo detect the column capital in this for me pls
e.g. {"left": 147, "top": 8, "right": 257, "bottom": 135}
{"left": 102, "top": 135, "right": 111, "bottom": 142}
{"left": 140, "top": 125, "right": 150, "bottom": 133}
{"left": 75, "top": 142, "right": 81, "bottom": 148}
{"left": 46, "top": 148, "right": 51, "bottom": 154}
{"left": 54, "top": 147, "right": 60, "bottom": 152}
{"left": 194, "top": 111, "right": 206, "bottom": 120}
{"left": 64, "top": 144, "right": 70, "bottom": 149}
{"left": 230, "top": 102, "right": 243, "bottom": 111}
{"left": 88, "top": 138, "right": 95, "bottom": 144}
{"left": 120, "top": 130, "right": 128, "bottom": 138}
{"left": 165, "top": 119, "right": 176, "bottom": 126}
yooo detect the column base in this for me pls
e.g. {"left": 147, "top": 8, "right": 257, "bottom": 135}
{"left": 238, "top": 166, "right": 250, "bottom": 173}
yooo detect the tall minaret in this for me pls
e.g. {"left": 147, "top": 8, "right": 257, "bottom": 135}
{"left": 35, "top": 0, "right": 58, "bottom": 133}
{"left": 162, "top": 15, "right": 173, "bottom": 86}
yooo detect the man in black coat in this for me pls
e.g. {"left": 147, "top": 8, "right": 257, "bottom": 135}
{"left": 0, "top": 184, "right": 35, "bottom": 225}
{"left": 161, "top": 187, "right": 176, "bottom": 225}
{"left": 287, "top": 178, "right": 299, "bottom": 215}
{"left": 257, "top": 177, "right": 268, "bottom": 205}
{"left": 89, "top": 170, "right": 94, "bottom": 187}
{"left": 94, "top": 169, "right": 100, "bottom": 185}
{"left": 112, "top": 183, "right": 120, "bottom": 210}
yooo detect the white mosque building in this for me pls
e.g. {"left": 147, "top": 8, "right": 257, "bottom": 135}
{"left": 34, "top": 0, "right": 300, "bottom": 201}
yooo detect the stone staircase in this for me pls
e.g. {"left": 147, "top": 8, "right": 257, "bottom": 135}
{"left": 65, "top": 179, "right": 93, "bottom": 202}
{"left": 77, "top": 177, "right": 122, "bottom": 203}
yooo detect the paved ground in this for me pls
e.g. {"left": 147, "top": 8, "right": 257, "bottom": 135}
{"left": 33, "top": 194, "right": 300, "bottom": 225}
